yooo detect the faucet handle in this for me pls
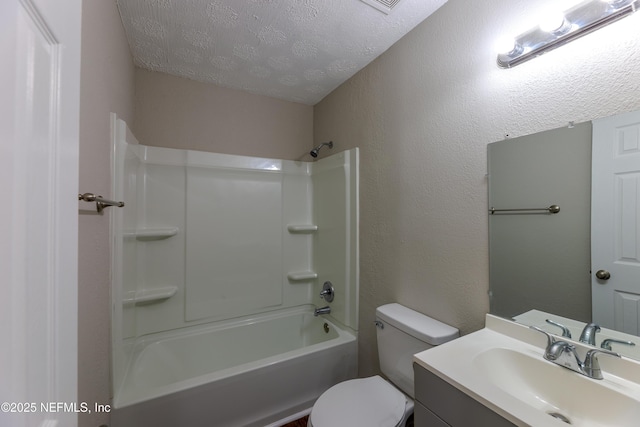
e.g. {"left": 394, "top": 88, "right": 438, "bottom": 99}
{"left": 530, "top": 325, "right": 555, "bottom": 348}
{"left": 530, "top": 327, "right": 579, "bottom": 362}
{"left": 601, "top": 338, "right": 636, "bottom": 351}
{"left": 545, "top": 319, "right": 572, "bottom": 338}
{"left": 319, "top": 281, "right": 334, "bottom": 302}
{"left": 583, "top": 348, "right": 621, "bottom": 380}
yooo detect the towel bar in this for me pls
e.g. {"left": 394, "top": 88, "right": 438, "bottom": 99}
{"left": 489, "top": 204, "right": 560, "bottom": 215}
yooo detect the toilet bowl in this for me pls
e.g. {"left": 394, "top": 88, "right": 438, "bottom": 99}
{"left": 307, "top": 303, "right": 459, "bottom": 427}
{"left": 307, "top": 375, "right": 412, "bottom": 427}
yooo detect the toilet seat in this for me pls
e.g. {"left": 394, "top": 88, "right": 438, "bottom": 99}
{"left": 309, "top": 376, "right": 408, "bottom": 427}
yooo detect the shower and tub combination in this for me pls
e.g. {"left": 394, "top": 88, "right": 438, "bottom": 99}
{"left": 109, "top": 115, "right": 359, "bottom": 427}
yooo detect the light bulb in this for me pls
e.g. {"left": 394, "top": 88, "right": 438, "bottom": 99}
{"left": 496, "top": 37, "right": 519, "bottom": 55}
{"left": 540, "top": 12, "right": 567, "bottom": 33}
{"left": 602, "top": 0, "right": 630, "bottom": 7}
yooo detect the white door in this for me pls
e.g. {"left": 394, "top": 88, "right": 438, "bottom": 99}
{"left": 0, "top": 0, "right": 80, "bottom": 426}
{"left": 592, "top": 110, "right": 640, "bottom": 335}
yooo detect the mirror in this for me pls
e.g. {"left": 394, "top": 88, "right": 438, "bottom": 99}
{"left": 488, "top": 110, "right": 640, "bottom": 360}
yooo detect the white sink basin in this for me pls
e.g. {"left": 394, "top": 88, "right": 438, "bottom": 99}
{"left": 474, "top": 347, "right": 640, "bottom": 426}
{"left": 414, "top": 315, "right": 640, "bottom": 427}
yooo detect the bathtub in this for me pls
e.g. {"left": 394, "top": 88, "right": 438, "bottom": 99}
{"left": 111, "top": 305, "right": 357, "bottom": 427}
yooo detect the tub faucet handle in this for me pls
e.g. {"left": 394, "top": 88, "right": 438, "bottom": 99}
{"left": 319, "top": 281, "right": 334, "bottom": 302}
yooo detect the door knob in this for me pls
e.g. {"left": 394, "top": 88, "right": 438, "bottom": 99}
{"left": 595, "top": 270, "right": 611, "bottom": 281}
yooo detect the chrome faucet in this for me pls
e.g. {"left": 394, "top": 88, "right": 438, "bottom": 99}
{"left": 314, "top": 306, "right": 331, "bottom": 316}
{"left": 531, "top": 326, "right": 621, "bottom": 380}
{"left": 579, "top": 323, "right": 601, "bottom": 345}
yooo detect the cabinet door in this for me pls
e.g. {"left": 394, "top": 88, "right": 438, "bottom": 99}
{"left": 415, "top": 402, "right": 450, "bottom": 427}
{"left": 414, "top": 364, "right": 516, "bottom": 427}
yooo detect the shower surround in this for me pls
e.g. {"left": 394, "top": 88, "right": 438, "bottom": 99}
{"left": 109, "top": 115, "right": 359, "bottom": 426}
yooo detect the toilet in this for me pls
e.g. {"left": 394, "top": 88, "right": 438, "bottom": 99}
{"left": 308, "top": 303, "right": 459, "bottom": 427}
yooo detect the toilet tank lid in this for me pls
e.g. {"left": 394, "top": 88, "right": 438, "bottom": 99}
{"left": 376, "top": 303, "right": 459, "bottom": 345}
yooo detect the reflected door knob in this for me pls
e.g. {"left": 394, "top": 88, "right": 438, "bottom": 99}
{"left": 595, "top": 270, "right": 611, "bottom": 281}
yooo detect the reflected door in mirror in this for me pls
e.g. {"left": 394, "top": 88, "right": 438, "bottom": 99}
{"left": 592, "top": 110, "right": 640, "bottom": 334}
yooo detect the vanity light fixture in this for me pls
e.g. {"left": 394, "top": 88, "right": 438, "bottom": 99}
{"left": 497, "top": 0, "right": 640, "bottom": 68}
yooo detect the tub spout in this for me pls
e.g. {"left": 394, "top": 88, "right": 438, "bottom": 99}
{"left": 314, "top": 306, "right": 331, "bottom": 316}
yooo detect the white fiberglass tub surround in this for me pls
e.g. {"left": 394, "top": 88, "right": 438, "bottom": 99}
{"left": 112, "top": 306, "right": 356, "bottom": 427}
{"left": 110, "top": 116, "right": 359, "bottom": 427}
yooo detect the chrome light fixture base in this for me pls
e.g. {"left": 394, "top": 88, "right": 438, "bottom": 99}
{"left": 497, "top": 0, "right": 640, "bottom": 68}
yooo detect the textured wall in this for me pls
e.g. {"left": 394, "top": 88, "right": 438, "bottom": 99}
{"left": 134, "top": 69, "right": 313, "bottom": 160}
{"left": 313, "top": 0, "right": 640, "bottom": 376}
{"left": 78, "top": 0, "right": 135, "bottom": 425}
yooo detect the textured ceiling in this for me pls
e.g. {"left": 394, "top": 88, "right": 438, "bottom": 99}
{"left": 116, "top": 0, "right": 447, "bottom": 105}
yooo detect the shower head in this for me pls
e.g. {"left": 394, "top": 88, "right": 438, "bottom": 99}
{"left": 310, "top": 141, "right": 333, "bottom": 158}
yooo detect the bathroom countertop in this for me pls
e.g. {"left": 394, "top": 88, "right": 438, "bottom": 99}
{"left": 414, "top": 314, "right": 640, "bottom": 427}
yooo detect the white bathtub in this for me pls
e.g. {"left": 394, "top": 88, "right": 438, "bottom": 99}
{"left": 112, "top": 306, "right": 357, "bottom": 427}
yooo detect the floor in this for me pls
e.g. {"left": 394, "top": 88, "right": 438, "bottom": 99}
{"left": 281, "top": 415, "right": 308, "bottom": 427}
{"left": 282, "top": 414, "right": 413, "bottom": 427}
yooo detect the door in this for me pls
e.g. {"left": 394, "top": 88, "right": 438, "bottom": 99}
{"left": 592, "top": 110, "right": 640, "bottom": 334}
{"left": 0, "top": 0, "right": 80, "bottom": 426}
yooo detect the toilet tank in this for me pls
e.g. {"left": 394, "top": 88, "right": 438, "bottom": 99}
{"left": 376, "top": 303, "right": 459, "bottom": 398}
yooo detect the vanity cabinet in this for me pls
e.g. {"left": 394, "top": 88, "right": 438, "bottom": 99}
{"left": 413, "top": 363, "right": 516, "bottom": 427}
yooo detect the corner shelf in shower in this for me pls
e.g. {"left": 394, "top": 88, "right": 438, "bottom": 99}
{"left": 124, "top": 227, "right": 179, "bottom": 241}
{"left": 286, "top": 224, "right": 318, "bottom": 233}
{"left": 122, "top": 286, "right": 178, "bottom": 306}
{"left": 287, "top": 271, "right": 318, "bottom": 281}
